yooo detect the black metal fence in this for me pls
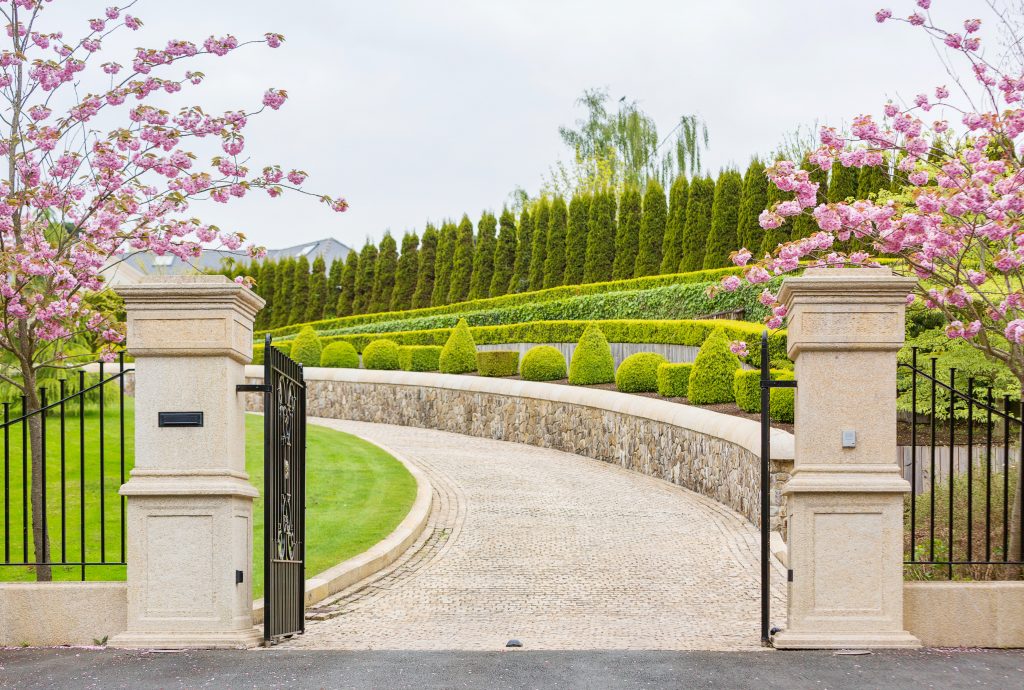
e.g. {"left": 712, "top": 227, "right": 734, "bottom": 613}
{"left": 900, "top": 348, "right": 1024, "bottom": 579}
{"left": 0, "top": 355, "right": 133, "bottom": 580}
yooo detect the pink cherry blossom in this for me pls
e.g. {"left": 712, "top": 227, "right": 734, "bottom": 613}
{"left": 729, "top": 341, "right": 749, "bottom": 357}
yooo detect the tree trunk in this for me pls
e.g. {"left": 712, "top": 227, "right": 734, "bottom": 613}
{"left": 22, "top": 369, "right": 51, "bottom": 581}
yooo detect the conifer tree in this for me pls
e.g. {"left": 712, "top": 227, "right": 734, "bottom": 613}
{"left": 792, "top": 155, "right": 828, "bottom": 240}
{"left": 856, "top": 161, "right": 889, "bottom": 199}
{"left": 703, "top": 169, "right": 743, "bottom": 268}
{"left": 447, "top": 214, "right": 474, "bottom": 303}
{"left": 528, "top": 199, "right": 549, "bottom": 291}
{"left": 828, "top": 160, "right": 859, "bottom": 203}
{"left": 679, "top": 176, "right": 714, "bottom": 271}
{"left": 636, "top": 178, "right": 667, "bottom": 277}
{"left": 412, "top": 224, "right": 438, "bottom": 308}
{"left": 371, "top": 232, "right": 398, "bottom": 313}
{"left": 432, "top": 221, "right": 456, "bottom": 306}
{"left": 336, "top": 250, "right": 358, "bottom": 317}
{"left": 324, "top": 257, "right": 344, "bottom": 318}
{"left": 469, "top": 211, "right": 497, "bottom": 299}
{"left": 660, "top": 175, "right": 689, "bottom": 274}
{"left": 272, "top": 257, "right": 293, "bottom": 328}
{"left": 563, "top": 194, "right": 590, "bottom": 285}
{"left": 391, "top": 231, "right": 419, "bottom": 311}
{"left": 352, "top": 241, "right": 377, "bottom": 315}
{"left": 543, "top": 196, "right": 568, "bottom": 288}
{"left": 288, "top": 255, "right": 311, "bottom": 325}
{"left": 256, "top": 260, "right": 276, "bottom": 330}
{"left": 612, "top": 185, "right": 641, "bottom": 280}
{"left": 509, "top": 207, "right": 533, "bottom": 293}
{"left": 304, "top": 255, "right": 328, "bottom": 323}
{"left": 583, "top": 190, "right": 616, "bottom": 283}
{"left": 490, "top": 208, "right": 517, "bottom": 297}
{"left": 737, "top": 159, "right": 768, "bottom": 253}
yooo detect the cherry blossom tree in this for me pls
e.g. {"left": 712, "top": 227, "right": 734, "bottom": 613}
{"left": 0, "top": 1, "right": 346, "bottom": 579}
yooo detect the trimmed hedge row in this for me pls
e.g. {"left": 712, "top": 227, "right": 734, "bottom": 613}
{"left": 256, "top": 266, "right": 746, "bottom": 339}
{"left": 734, "top": 368, "right": 794, "bottom": 421}
{"left": 399, "top": 345, "right": 442, "bottom": 372}
{"left": 657, "top": 363, "right": 692, "bottom": 397}
{"left": 476, "top": 350, "right": 519, "bottom": 377}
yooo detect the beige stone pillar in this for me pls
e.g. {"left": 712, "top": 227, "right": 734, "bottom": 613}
{"left": 110, "top": 275, "right": 264, "bottom": 649}
{"left": 772, "top": 267, "right": 920, "bottom": 649}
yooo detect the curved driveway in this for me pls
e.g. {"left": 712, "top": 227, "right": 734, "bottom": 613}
{"left": 283, "top": 419, "right": 785, "bottom": 651}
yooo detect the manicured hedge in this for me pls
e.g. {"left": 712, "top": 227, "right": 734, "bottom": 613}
{"left": 289, "top": 326, "right": 322, "bottom": 367}
{"left": 520, "top": 345, "right": 567, "bottom": 381}
{"left": 615, "top": 352, "right": 667, "bottom": 393}
{"left": 657, "top": 363, "right": 692, "bottom": 397}
{"left": 569, "top": 323, "right": 615, "bottom": 385}
{"left": 769, "top": 370, "right": 795, "bottom": 423}
{"left": 398, "top": 345, "right": 442, "bottom": 372}
{"left": 439, "top": 318, "right": 477, "bottom": 374}
{"left": 320, "top": 341, "right": 359, "bottom": 368}
{"left": 253, "top": 341, "right": 291, "bottom": 364}
{"left": 362, "top": 339, "right": 400, "bottom": 370}
{"left": 476, "top": 350, "right": 520, "bottom": 377}
{"left": 687, "top": 327, "right": 741, "bottom": 404}
{"left": 734, "top": 368, "right": 790, "bottom": 413}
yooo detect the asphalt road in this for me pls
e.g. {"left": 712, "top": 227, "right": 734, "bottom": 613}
{"left": 1, "top": 648, "right": 1022, "bottom": 689}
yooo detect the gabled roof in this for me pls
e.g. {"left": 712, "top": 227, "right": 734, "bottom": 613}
{"left": 116, "top": 237, "right": 353, "bottom": 276}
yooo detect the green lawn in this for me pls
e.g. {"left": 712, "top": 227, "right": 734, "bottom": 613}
{"left": 0, "top": 398, "right": 417, "bottom": 598}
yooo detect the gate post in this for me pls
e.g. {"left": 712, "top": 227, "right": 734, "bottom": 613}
{"left": 772, "top": 267, "right": 920, "bottom": 649}
{"left": 110, "top": 275, "right": 264, "bottom": 649}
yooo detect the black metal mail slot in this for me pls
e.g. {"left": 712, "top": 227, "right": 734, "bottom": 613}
{"left": 158, "top": 411, "right": 204, "bottom": 428}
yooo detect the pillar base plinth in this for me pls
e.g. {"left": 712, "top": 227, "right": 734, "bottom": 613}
{"left": 772, "top": 629, "right": 920, "bottom": 650}
{"left": 110, "top": 627, "right": 263, "bottom": 650}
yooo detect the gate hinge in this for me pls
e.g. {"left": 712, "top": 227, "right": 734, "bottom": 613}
{"left": 761, "top": 379, "right": 798, "bottom": 390}
{"left": 236, "top": 383, "right": 271, "bottom": 393}
{"left": 787, "top": 569, "right": 794, "bottom": 582}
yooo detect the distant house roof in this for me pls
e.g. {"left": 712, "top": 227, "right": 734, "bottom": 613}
{"left": 113, "top": 237, "right": 352, "bottom": 279}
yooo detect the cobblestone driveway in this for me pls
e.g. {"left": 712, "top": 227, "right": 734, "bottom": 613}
{"left": 281, "top": 419, "right": 786, "bottom": 651}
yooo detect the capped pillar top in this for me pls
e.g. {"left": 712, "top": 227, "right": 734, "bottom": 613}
{"left": 116, "top": 274, "right": 265, "bottom": 362}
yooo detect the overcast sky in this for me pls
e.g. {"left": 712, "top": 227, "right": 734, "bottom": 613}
{"left": 48, "top": 1, "right": 997, "bottom": 250}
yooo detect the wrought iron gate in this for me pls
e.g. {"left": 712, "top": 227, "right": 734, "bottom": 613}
{"left": 259, "top": 334, "right": 307, "bottom": 643}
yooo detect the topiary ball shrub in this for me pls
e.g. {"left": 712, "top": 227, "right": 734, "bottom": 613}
{"left": 615, "top": 352, "right": 667, "bottom": 393}
{"left": 320, "top": 341, "right": 359, "bottom": 368}
{"left": 687, "top": 327, "right": 741, "bottom": 404}
{"left": 439, "top": 318, "right": 477, "bottom": 374}
{"left": 657, "top": 362, "right": 692, "bottom": 397}
{"left": 734, "top": 368, "right": 790, "bottom": 413}
{"left": 399, "top": 345, "right": 442, "bottom": 372}
{"left": 289, "top": 326, "right": 322, "bottom": 367}
{"left": 362, "top": 338, "right": 400, "bottom": 370}
{"left": 769, "top": 370, "right": 795, "bottom": 422}
{"left": 476, "top": 350, "right": 520, "bottom": 377}
{"left": 568, "top": 323, "right": 615, "bottom": 385}
{"left": 520, "top": 345, "right": 567, "bottom": 381}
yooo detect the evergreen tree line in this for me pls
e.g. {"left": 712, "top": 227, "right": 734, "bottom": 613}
{"left": 232, "top": 158, "right": 891, "bottom": 330}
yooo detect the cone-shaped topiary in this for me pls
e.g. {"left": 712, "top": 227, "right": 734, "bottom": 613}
{"left": 320, "top": 341, "right": 359, "bottom": 368}
{"left": 289, "top": 326, "right": 322, "bottom": 367}
{"left": 520, "top": 345, "right": 566, "bottom": 381}
{"left": 439, "top": 318, "right": 477, "bottom": 374}
{"left": 362, "top": 339, "right": 400, "bottom": 370}
{"left": 568, "top": 323, "right": 615, "bottom": 385}
{"left": 687, "top": 327, "right": 741, "bottom": 404}
{"left": 615, "top": 352, "right": 667, "bottom": 393}
{"left": 657, "top": 362, "right": 692, "bottom": 397}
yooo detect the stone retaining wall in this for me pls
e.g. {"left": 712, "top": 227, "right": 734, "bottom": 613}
{"left": 243, "top": 367, "right": 795, "bottom": 531}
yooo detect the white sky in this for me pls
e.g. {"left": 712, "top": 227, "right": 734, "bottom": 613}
{"left": 42, "top": 0, "right": 998, "bottom": 250}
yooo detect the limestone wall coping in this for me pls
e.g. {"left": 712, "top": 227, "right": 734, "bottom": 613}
{"left": 244, "top": 365, "right": 795, "bottom": 461}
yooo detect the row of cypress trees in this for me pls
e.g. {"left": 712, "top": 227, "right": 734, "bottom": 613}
{"left": 235, "top": 157, "right": 890, "bottom": 330}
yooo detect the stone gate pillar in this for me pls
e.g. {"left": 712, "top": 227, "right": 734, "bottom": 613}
{"left": 110, "top": 275, "right": 264, "bottom": 649}
{"left": 772, "top": 267, "right": 920, "bottom": 649}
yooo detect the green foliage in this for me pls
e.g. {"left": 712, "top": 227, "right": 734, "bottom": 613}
{"left": 657, "top": 362, "right": 692, "bottom": 397}
{"left": 398, "top": 345, "right": 442, "bottom": 372}
{"left": 734, "top": 368, "right": 791, "bottom": 413}
{"left": 336, "top": 250, "right": 358, "bottom": 317}
{"left": 520, "top": 345, "right": 567, "bottom": 381}
{"left": 352, "top": 242, "right": 377, "bottom": 315}
{"left": 703, "top": 169, "right": 743, "bottom": 268}
{"left": 635, "top": 178, "right": 666, "bottom": 277}
{"left": 447, "top": 215, "right": 475, "bottom": 304}
{"left": 320, "top": 341, "right": 359, "bottom": 368}
{"left": 679, "top": 176, "right": 714, "bottom": 271}
{"left": 288, "top": 256, "right": 311, "bottom": 325}
{"left": 687, "top": 327, "right": 741, "bottom": 404}
{"left": 568, "top": 323, "right": 615, "bottom": 385}
{"left": 412, "top": 225, "right": 438, "bottom": 309}
{"left": 857, "top": 162, "right": 890, "bottom": 199}
{"left": 371, "top": 233, "right": 398, "bottom": 313}
{"left": 290, "top": 326, "right": 322, "bottom": 367}
{"left": 304, "top": 255, "right": 328, "bottom": 323}
{"left": 583, "top": 189, "right": 616, "bottom": 283}
{"left": 529, "top": 199, "right": 550, "bottom": 291}
{"left": 768, "top": 370, "right": 795, "bottom": 423}
{"left": 543, "top": 197, "right": 569, "bottom": 288}
{"left": 391, "top": 232, "right": 419, "bottom": 311}
{"left": 254, "top": 261, "right": 276, "bottom": 330}
{"left": 613, "top": 185, "right": 641, "bottom": 280}
{"left": 470, "top": 211, "right": 497, "bottom": 300}
{"left": 615, "top": 352, "right": 666, "bottom": 393}
{"left": 563, "top": 194, "right": 590, "bottom": 285}
{"left": 509, "top": 207, "right": 533, "bottom": 294}
{"left": 737, "top": 159, "right": 768, "bottom": 252}
{"left": 432, "top": 221, "right": 457, "bottom": 306}
{"left": 476, "top": 350, "right": 520, "bottom": 377}
{"left": 252, "top": 340, "right": 291, "bottom": 365}
{"left": 324, "top": 257, "right": 344, "bottom": 319}
{"left": 490, "top": 209, "right": 518, "bottom": 297}
{"left": 439, "top": 318, "right": 477, "bottom": 374}
{"left": 828, "top": 160, "right": 860, "bottom": 203}
{"left": 362, "top": 339, "right": 401, "bottom": 370}
{"left": 660, "top": 175, "right": 688, "bottom": 274}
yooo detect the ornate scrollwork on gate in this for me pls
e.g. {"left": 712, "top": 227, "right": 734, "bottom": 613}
{"left": 276, "top": 491, "right": 296, "bottom": 560}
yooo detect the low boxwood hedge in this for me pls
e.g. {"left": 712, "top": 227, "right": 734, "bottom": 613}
{"left": 568, "top": 323, "right": 615, "bottom": 385}
{"left": 687, "top": 327, "right": 741, "bottom": 404}
{"left": 439, "top": 318, "right": 477, "bottom": 374}
{"left": 476, "top": 350, "right": 520, "bottom": 377}
{"left": 769, "top": 370, "right": 795, "bottom": 423}
{"left": 320, "top": 341, "right": 359, "bottom": 368}
{"left": 520, "top": 345, "right": 567, "bottom": 381}
{"left": 253, "top": 341, "right": 291, "bottom": 364}
{"left": 289, "top": 326, "right": 322, "bottom": 367}
{"left": 657, "top": 363, "right": 692, "bottom": 398}
{"left": 398, "top": 345, "right": 442, "bottom": 372}
{"left": 734, "top": 368, "right": 793, "bottom": 413}
{"left": 362, "top": 339, "right": 400, "bottom": 370}
{"left": 615, "top": 352, "right": 667, "bottom": 393}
